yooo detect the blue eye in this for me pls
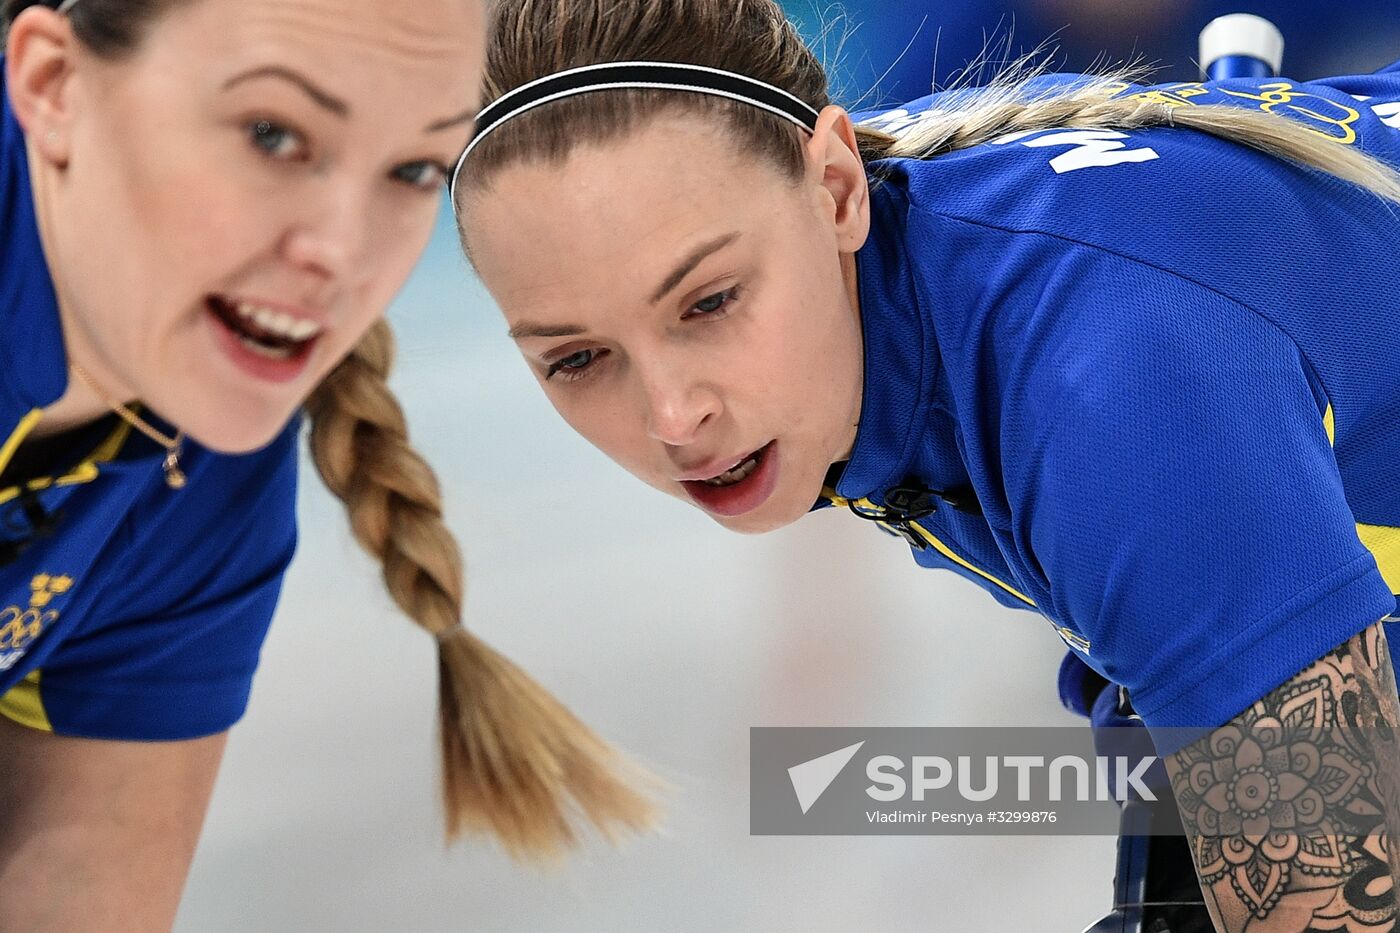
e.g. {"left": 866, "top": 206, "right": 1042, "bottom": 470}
{"left": 249, "top": 120, "right": 306, "bottom": 160}
{"left": 687, "top": 286, "right": 740, "bottom": 319}
{"left": 392, "top": 160, "right": 448, "bottom": 191}
{"left": 547, "top": 348, "right": 605, "bottom": 382}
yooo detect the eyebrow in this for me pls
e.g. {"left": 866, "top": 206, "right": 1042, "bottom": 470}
{"left": 508, "top": 232, "right": 742, "bottom": 341}
{"left": 508, "top": 322, "right": 588, "bottom": 340}
{"left": 649, "top": 232, "right": 741, "bottom": 304}
{"left": 224, "top": 66, "right": 478, "bottom": 132}
{"left": 426, "top": 107, "right": 479, "bottom": 132}
{"left": 224, "top": 66, "right": 349, "bottom": 117}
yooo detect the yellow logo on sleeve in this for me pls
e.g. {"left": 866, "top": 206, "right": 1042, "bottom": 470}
{"left": 1218, "top": 82, "right": 1362, "bottom": 144}
{"left": 0, "top": 574, "right": 74, "bottom": 671}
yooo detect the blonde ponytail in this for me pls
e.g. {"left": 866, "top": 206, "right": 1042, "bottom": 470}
{"left": 304, "top": 319, "right": 659, "bottom": 858}
{"left": 857, "top": 70, "right": 1400, "bottom": 205}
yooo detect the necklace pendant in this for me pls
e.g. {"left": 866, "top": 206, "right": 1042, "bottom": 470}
{"left": 163, "top": 450, "right": 187, "bottom": 490}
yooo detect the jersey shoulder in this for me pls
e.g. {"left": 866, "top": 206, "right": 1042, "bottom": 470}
{"left": 853, "top": 69, "right": 1400, "bottom": 301}
{"left": 853, "top": 69, "right": 1400, "bottom": 244}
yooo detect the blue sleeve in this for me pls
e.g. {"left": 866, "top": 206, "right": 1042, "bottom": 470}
{"left": 34, "top": 425, "right": 300, "bottom": 741}
{"left": 998, "top": 247, "right": 1395, "bottom": 751}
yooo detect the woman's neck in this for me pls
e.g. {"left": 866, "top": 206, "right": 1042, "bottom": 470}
{"left": 836, "top": 249, "right": 864, "bottom": 461}
{"left": 24, "top": 139, "right": 131, "bottom": 439}
{"left": 32, "top": 379, "right": 119, "bottom": 439}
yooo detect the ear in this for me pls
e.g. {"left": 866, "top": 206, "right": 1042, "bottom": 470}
{"left": 5, "top": 5, "right": 79, "bottom": 166}
{"left": 804, "top": 104, "right": 871, "bottom": 254}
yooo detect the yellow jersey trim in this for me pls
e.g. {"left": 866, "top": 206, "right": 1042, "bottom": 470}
{"left": 0, "top": 409, "right": 42, "bottom": 477}
{"left": 826, "top": 488, "right": 1041, "bottom": 609}
{"left": 0, "top": 670, "right": 52, "bottom": 732}
{"left": 1319, "top": 405, "right": 1395, "bottom": 596}
{"left": 872, "top": 502, "right": 1092, "bottom": 652}
{"left": 0, "top": 414, "right": 134, "bottom": 506}
{"left": 0, "top": 412, "right": 140, "bottom": 731}
{"left": 900, "top": 520, "right": 1039, "bottom": 608}
{"left": 1358, "top": 524, "right": 1400, "bottom": 595}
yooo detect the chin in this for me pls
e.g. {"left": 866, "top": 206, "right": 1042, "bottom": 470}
{"left": 709, "top": 502, "right": 806, "bottom": 536}
{"left": 179, "top": 407, "right": 300, "bottom": 455}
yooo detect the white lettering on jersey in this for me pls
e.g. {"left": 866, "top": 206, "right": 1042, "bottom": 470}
{"left": 860, "top": 106, "right": 953, "bottom": 139}
{"left": 1373, "top": 102, "right": 1400, "bottom": 129}
{"left": 1349, "top": 94, "right": 1400, "bottom": 128}
{"left": 992, "top": 128, "right": 1161, "bottom": 174}
{"left": 863, "top": 108, "right": 919, "bottom": 136}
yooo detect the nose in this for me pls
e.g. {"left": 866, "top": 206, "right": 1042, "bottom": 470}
{"left": 279, "top": 178, "right": 371, "bottom": 287}
{"left": 640, "top": 363, "right": 722, "bottom": 448}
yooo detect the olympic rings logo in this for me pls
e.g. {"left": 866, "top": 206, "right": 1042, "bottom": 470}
{"left": 0, "top": 573, "right": 76, "bottom": 654}
{"left": 0, "top": 606, "right": 56, "bottom": 651}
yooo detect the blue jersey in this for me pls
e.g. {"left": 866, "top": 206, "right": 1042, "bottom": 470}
{"left": 833, "top": 65, "right": 1400, "bottom": 749}
{"left": 0, "top": 75, "right": 298, "bottom": 741}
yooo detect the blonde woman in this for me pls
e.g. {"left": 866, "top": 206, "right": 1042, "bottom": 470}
{"left": 452, "top": 0, "right": 1400, "bottom": 929}
{"left": 0, "top": 1, "right": 650, "bottom": 928}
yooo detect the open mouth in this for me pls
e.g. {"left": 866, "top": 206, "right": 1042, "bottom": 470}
{"left": 702, "top": 449, "right": 764, "bottom": 487}
{"left": 206, "top": 295, "right": 323, "bottom": 362}
{"left": 680, "top": 441, "right": 780, "bottom": 518}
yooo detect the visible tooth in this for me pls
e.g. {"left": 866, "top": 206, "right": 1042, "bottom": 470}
{"left": 704, "top": 455, "right": 759, "bottom": 487}
{"left": 251, "top": 307, "right": 278, "bottom": 331}
{"left": 223, "top": 297, "right": 321, "bottom": 342}
{"left": 289, "top": 318, "right": 319, "bottom": 340}
{"left": 271, "top": 313, "right": 290, "bottom": 336}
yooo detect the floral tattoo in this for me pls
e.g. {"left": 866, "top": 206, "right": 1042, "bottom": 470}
{"left": 1166, "top": 623, "right": 1400, "bottom": 932}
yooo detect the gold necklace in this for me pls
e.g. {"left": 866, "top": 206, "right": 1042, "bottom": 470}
{"left": 69, "top": 362, "right": 187, "bottom": 490}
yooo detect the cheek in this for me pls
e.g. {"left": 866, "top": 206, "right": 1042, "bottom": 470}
{"left": 756, "top": 287, "right": 861, "bottom": 443}
{"left": 554, "top": 389, "right": 621, "bottom": 448}
{"left": 95, "top": 100, "right": 238, "bottom": 264}
{"left": 356, "top": 205, "right": 438, "bottom": 310}
{"left": 549, "top": 383, "right": 659, "bottom": 473}
{"left": 68, "top": 182, "right": 247, "bottom": 370}
{"left": 759, "top": 288, "right": 848, "bottom": 388}
{"left": 803, "top": 316, "right": 862, "bottom": 435}
{"left": 80, "top": 154, "right": 273, "bottom": 324}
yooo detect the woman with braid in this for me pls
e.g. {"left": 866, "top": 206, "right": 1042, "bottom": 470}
{"left": 453, "top": 0, "right": 1400, "bottom": 929}
{"left": 0, "top": 0, "right": 651, "bottom": 927}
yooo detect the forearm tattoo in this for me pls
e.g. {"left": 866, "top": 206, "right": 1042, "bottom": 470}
{"left": 1165, "top": 622, "right": 1400, "bottom": 932}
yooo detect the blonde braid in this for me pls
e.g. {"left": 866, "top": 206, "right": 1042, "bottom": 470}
{"left": 857, "top": 72, "right": 1400, "bottom": 205}
{"left": 305, "top": 319, "right": 659, "bottom": 858}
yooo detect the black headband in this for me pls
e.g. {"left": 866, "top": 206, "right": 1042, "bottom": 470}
{"left": 449, "top": 61, "right": 822, "bottom": 199}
